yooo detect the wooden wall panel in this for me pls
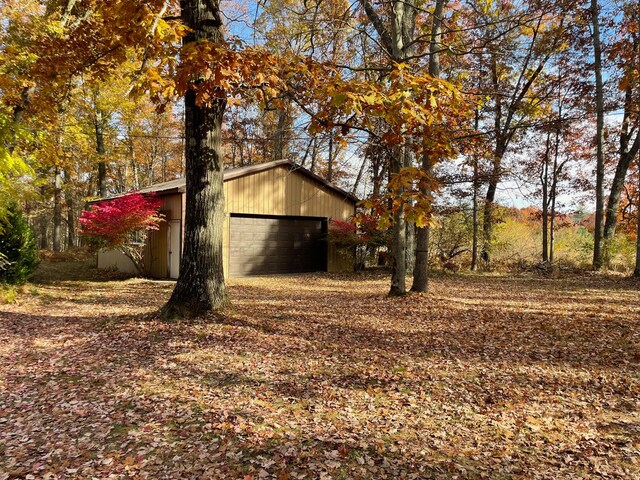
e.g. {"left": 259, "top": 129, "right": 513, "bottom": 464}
{"left": 161, "top": 194, "right": 182, "bottom": 221}
{"left": 221, "top": 166, "right": 356, "bottom": 276}
{"left": 144, "top": 216, "right": 168, "bottom": 278}
{"left": 223, "top": 166, "right": 355, "bottom": 220}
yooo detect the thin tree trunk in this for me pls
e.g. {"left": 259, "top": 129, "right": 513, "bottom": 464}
{"left": 65, "top": 169, "right": 76, "bottom": 249}
{"left": 604, "top": 151, "right": 635, "bottom": 253}
{"left": 159, "top": 0, "right": 228, "bottom": 319}
{"left": 542, "top": 132, "right": 551, "bottom": 263}
{"left": 39, "top": 217, "right": 48, "bottom": 250}
{"left": 591, "top": 0, "right": 606, "bottom": 270}
{"left": 53, "top": 167, "right": 63, "bottom": 252}
{"left": 129, "top": 136, "right": 140, "bottom": 190}
{"left": 635, "top": 160, "right": 640, "bottom": 277}
{"left": 273, "top": 108, "right": 287, "bottom": 161}
{"left": 352, "top": 157, "right": 367, "bottom": 195}
{"left": 310, "top": 137, "right": 318, "bottom": 174}
{"left": 327, "top": 133, "right": 333, "bottom": 183}
{"left": 482, "top": 50, "right": 504, "bottom": 266}
{"left": 471, "top": 160, "right": 479, "bottom": 270}
{"left": 604, "top": 9, "right": 640, "bottom": 266}
{"left": 550, "top": 189, "right": 556, "bottom": 264}
{"left": 66, "top": 194, "right": 76, "bottom": 249}
{"left": 94, "top": 103, "right": 108, "bottom": 197}
{"left": 406, "top": 210, "right": 415, "bottom": 276}
{"left": 471, "top": 107, "right": 480, "bottom": 271}
{"left": 549, "top": 102, "right": 563, "bottom": 264}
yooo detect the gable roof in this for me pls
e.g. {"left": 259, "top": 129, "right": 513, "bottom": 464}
{"left": 97, "top": 160, "right": 359, "bottom": 204}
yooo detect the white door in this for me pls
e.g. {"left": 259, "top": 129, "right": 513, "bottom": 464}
{"left": 168, "top": 221, "right": 181, "bottom": 279}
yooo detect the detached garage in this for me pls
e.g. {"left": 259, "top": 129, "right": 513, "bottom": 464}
{"left": 97, "top": 160, "right": 357, "bottom": 278}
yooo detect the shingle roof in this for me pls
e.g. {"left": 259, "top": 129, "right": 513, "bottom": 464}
{"left": 94, "top": 159, "right": 359, "bottom": 204}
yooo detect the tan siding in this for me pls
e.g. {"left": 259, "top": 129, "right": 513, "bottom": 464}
{"left": 161, "top": 194, "right": 182, "bottom": 221}
{"left": 145, "top": 216, "right": 168, "bottom": 278}
{"left": 223, "top": 166, "right": 354, "bottom": 220}
{"left": 97, "top": 249, "right": 138, "bottom": 275}
{"left": 222, "top": 165, "right": 355, "bottom": 276}
{"left": 222, "top": 215, "right": 230, "bottom": 276}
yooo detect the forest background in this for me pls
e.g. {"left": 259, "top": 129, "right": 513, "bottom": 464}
{"left": 1, "top": 0, "right": 640, "bottom": 280}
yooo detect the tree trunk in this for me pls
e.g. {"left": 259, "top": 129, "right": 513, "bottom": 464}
{"left": 39, "top": 219, "right": 48, "bottom": 250}
{"left": 310, "top": 136, "right": 318, "bottom": 174}
{"left": 327, "top": 133, "right": 334, "bottom": 183}
{"left": 605, "top": 9, "right": 640, "bottom": 266}
{"left": 604, "top": 152, "right": 635, "bottom": 256}
{"left": 389, "top": 148, "right": 407, "bottom": 296}
{"left": 352, "top": 157, "right": 367, "bottom": 195}
{"left": 549, "top": 104, "right": 563, "bottom": 265}
{"left": 482, "top": 50, "right": 504, "bottom": 266}
{"left": 66, "top": 194, "right": 76, "bottom": 250}
{"left": 591, "top": 0, "right": 606, "bottom": 270}
{"left": 94, "top": 104, "right": 108, "bottom": 197}
{"left": 541, "top": 132, "right": 551, "bottom": 263}
{"left": 411, "top": 0, "right": 445, "bottom": 292}
{"left": 550, "top": 188, "right": 556, "bottom": 264}
{"left": 159, "top": 0, "right": 228, "bottom": 320}
{"left": 405, "top": 220, "right": 415, "bottom": 276}
{"left": 52, "top": 167, "right": 63, "bottom": 252}
{"left": 471, "top": 107, "right": 480, "bottom": 271}
{"left": 412, "top": 217, "right": 429, "bottom": 291}
{"left": 273, "top": 108, "right": 288, "bottom": 161}
{"left": 471, "top": 166, "right": 479, "bottom": 271}
{"left": 129, "top": 136, "right": 140, "bottom": 190}
{"left": 65, "top": 169, "right": 76, "bottom": 250}
{"left": 635, "top": 160, "right": 640, "bottom": 277}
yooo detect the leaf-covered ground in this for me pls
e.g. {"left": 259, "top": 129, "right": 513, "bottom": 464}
{"left": 1, "top": 262, "right": 639, "bottom": 479}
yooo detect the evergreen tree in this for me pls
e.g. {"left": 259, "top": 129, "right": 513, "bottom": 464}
{"left": 0, "top": 203, "right": 39, "bottom": 284}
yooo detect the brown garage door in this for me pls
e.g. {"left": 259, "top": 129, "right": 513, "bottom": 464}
{"left": 229, "top": 215, "right": 327, "bottom": 277}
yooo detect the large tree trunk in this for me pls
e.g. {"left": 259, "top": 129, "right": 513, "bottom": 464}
{"left": 591, "top": 0, "right": 606, "bottom": 270}
{"left": 411, "top": 0, "right": 445, "bottom": 292}
{"left": 159, "top": 0, "right": 228, "bottom": 320}
{"left": 389, "top": 148, "right": 407, "bottom": 296}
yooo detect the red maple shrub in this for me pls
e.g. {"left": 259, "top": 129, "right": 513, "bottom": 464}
{"left": 329, "top": 213, "right": 389, "bottom": 268}
{"left": 79, "top": 193, "right": 164, "bottom": 274}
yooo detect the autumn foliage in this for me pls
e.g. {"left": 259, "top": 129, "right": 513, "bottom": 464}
{"left": 79, "top": 193, "right": 163, "bottom": 273}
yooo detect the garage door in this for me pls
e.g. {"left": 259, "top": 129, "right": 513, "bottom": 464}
{"left": 229, "top": 216, "right": 326, "bottom": 277}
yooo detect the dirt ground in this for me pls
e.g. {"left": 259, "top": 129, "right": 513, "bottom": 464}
{"left": 1, "top": 261, "right": 639, "bottom": 479}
